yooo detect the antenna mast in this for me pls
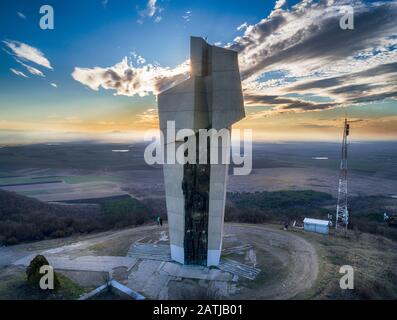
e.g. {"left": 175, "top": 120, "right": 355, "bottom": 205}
{"left": 335, "top": 117, "right": 350, "bottom": 231}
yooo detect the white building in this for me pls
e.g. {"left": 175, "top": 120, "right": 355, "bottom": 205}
{"left": 303, "top": 218, "right": 329, "bottom": 235}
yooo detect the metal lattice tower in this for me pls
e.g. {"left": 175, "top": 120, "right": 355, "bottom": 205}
{"left": 335, "top": 117, "right": 350, "bottom": 230}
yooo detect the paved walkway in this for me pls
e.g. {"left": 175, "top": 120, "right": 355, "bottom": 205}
{"left": 14, "top": 255, "right": 137, "bottom": 272}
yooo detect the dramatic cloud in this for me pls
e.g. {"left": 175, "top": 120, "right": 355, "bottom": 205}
{"left": 10, "top": 68, "right": 28, "bottom": 78}
{"left": 3, "top": 40, "right": 53, "bottom": 69}
{"left": 71, "top": 57, "right": 189, "bottom": 97}
{"left": 234, "top": 0, "right": 397, "bottom": 114}
{"left": 232, "top": 1, "right": 397, "bottom": 80}
{"left": 244, "top": 94, "right": 337, "bottom": 117}
{"left": 72, "top": 0, "right": 397, "bottom": 117}
{"left": 282, "top": 62, "right": 397, "bottom": 108}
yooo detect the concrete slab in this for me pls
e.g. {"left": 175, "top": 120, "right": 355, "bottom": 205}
{"left": 141, "top": 273, "right": 170, "bottom": 298}
{"left": 127, "top": 259, "right": 164, "bottom": 291}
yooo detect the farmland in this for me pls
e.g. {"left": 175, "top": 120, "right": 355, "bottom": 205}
{"left": 0, "top": 141, "right": 396, "bottom": 300}
{"left": 0, "top": 176, "right": 125, "bottom": 202}
{"left": 1, "top": 141, "right": 396, "bottom": 203}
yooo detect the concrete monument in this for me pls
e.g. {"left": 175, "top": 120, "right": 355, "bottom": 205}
{"left": 158, "top": 37, "right": 245, "bottom": 266}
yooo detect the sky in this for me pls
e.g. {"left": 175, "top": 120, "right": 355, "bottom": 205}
{"left": 0, "top": 0, "right": 396, "bottom": 144}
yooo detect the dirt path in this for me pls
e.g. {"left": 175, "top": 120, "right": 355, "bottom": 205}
{"left": 226, "top": 224, "right": 318, "bottom": 299}
{"left": 0, "top": 224, "right": 161, "bottom": 266}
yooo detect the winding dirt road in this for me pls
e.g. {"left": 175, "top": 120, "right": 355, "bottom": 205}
{"left": 225, "top": 224, "right": 318, "bottom": 299}
{"left": 0, "top": 223, "right": 319, "bottom": 299}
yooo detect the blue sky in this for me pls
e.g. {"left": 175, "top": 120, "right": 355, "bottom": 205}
{"left": 1, "top": 0, "right": 396, "bottom": 143}
{"left": 0, "top": 0, "right": 277, "bottom": 89}
{"left": 0, "top": 1, "right": 279, "bottom": 128}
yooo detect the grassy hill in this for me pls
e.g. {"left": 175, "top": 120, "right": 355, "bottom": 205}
{"left": 225, "top": 190, "right": 334, "bottom": 223}
{"left": 1, "top": 188, "right": 396, "bottom": 245}
{"left": 225, "top": 190, "right": 397, "bottom": 241}
{"left": 0, "top": 190, "right": 149, "bottom": 245}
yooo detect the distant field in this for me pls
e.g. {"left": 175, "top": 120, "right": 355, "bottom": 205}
{"left": 61, "top": 194, "right": 133, "bottom": 204}
{"left": 0, "top": 141, "right": 396, "bottom": 202}
{"left": 0, "top": 143, "right": 151, "bottom": 171}
{"left": 0, "top": 174, "right": 126, "bottom": 202}
{"left": 0, "top": 176, "right": 62, "bottom": 186}
{"left": 0, "top": 175, "right": 121, "bottom": 186}
{"left": 62, "top": 175, "right": 120, "bottom": 184}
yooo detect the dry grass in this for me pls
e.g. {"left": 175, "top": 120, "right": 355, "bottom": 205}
{"left": 0, "top": 266, "right": 85, "bottom": 300}
{"left": 292, "top": 227, "right": 397, "bottom": 299}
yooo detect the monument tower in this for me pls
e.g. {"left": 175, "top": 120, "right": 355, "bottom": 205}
{"left": 158, "top": 37, "right": 245, "bottom": 266}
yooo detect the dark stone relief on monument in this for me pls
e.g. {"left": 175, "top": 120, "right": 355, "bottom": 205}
{"left": 182, "top": 134, "right": 210, "bottom": 265}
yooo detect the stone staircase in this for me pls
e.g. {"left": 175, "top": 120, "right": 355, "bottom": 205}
{"left": 218, "top": 259, "right": 261, "bottom": 280}
{"left": 127, "top": 242, "right": 172, "bottom": 262}
{"left": 222, "top": 244, "right": 253, "bottom": 255}
{"left": 127, "top": 243, "right": 261, "bottom": 280}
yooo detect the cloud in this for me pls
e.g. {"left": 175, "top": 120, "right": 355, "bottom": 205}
{"left": 131, "top": 52, "right": 146, "bottom": 65}
{"left": 15, "top": 59, "right": 45, "bottom": 77}
{"left": 136, "top": 108, "right": 159, "bottom": 124}
{"left": 244, "top": 93, "right": 337, "bottom": 117}
{"left": 232, "top": 1, "right": 397, "bottom": 81}
{"left": 3, "top": 40, "right": 53, "bottom": 69}
{"left": 237, "top": 22, "right": 248, "bottom": 31}
{"left": 289, "top": 62, "right": 397, "bottom": 93}
{"left": 284, "top": 62, "right": 397, "bottom": 107}
{"left": 232, "top": 0, "right": 397, "bottom": 116}
{"left": 17, "top": 12, "right": 26, "bottom": 19}
{"left": 10, "top": 68, "right": 28, "bottom": 78}
{"left": 72, "top": 0, "right": 397, "bottom": 118}
{"left": 71, "top": 57, "right": 189, "bottom": 97}
{"left": 99, "top": 121, "right": 115, "bottom": 125}
{"left": 274, "top": 0, "right": 287, "bottom": 10}
{"left": 182, "top": 11, "right": 192, "bottom": 23}
{"left": 50, "top": 83, "right": 58, "bottom": 88}
{"left": 147, "top": 0, "right": 157, "bottom": 17}
{"left": 138, "top": 0, "right": 162, "bottom": 23}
